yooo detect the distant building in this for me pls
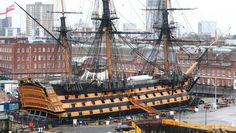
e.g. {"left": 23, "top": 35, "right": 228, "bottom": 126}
{"left": 0, "top": 37, "right": 65, "bottom": 80}
{"left": 0, "top": 17, "right": 12, "bottom": 36}
{"left": 198, "top": 21, "right": 217, "bottom": 37}
{"left": 26, "top": 2, "right": 54, "bottom": 37}
{"left": 123, "top": 23, "right": 137, "bottom": 32}
{"left": 4, "top": 27, "right": 21, "bottom": 36}
{"left": 178, "top": 46, "right": 236, "bottom": 93}
{"left": 225, "top": 39, "right": 236, "bottom": 46}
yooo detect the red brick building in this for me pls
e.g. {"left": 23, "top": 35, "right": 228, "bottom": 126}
{"left": 178, "top": 47, "right": 236, "bottom": 90}
{"left": 0, "top": 37, "right": 65, "bottom": 80}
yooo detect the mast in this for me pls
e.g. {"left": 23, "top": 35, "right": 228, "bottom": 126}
{"left": 59, "top": 0, "right": 71, "bottom": 82}
{"left": 101, "top": 0, "right": 113, "bottom": 80}
{"left": 162, "top": 0, "right": 170, "bottom": 75}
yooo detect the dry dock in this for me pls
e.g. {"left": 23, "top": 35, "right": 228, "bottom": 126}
{"left": 40, "top": 104, "right": 236, "bottom": 133}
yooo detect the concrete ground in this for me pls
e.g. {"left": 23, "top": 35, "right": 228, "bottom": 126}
{"left": 178, "top": 104, "right": 236, "bottom": 126}
{"left": 37, "top": 104, "right": 236, "bottom": 133}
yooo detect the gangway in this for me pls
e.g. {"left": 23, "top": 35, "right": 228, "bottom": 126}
{"left": 128, "top": 97, "right": 157, "bottom": 115}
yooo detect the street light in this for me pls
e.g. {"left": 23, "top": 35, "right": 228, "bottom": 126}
{"left": 204, "top": 103, "right": 210, "bottom": 126}
{"left": 212, "top": 77, "right": 217, "bottom": 110}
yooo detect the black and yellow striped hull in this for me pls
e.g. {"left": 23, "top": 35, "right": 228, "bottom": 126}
{"left": 19, "top": 77, "right": 193, "bottom": 119}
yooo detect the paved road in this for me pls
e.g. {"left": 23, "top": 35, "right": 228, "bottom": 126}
{"left": 41, "top": 104, "right": 236, "bottom": 133}
{"left": 179, "top": 104, "right": 236, "bottom": 126}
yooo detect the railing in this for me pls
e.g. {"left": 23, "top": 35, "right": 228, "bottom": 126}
{"left": 162, "top": 119, "right": 236, "bottom": 132}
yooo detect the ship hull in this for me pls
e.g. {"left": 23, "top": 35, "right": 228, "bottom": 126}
{"left": 19, "top": 77, "right": 193, "bottom": 119}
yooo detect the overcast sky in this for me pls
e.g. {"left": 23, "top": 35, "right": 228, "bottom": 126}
{"left": 1, "top": 0, "right": 236, "bottom": 35}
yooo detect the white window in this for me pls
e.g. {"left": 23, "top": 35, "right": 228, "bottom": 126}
{"left": 212, "top": 69, "right": 215, "bottom": 76}
{"left": 21, "top": 48, "right": 25, "bottom": 53}
{"left": 34, "top": 64, "right": 37, "bottom": 69}
{"left": 202, "top": 78, "right": 205, "bottom": 84}
{"left": 17, "top": 64, "right": 20, "bottom": 69}
{"left": 207, "top": 79, "right": 210, "bottom": 85}
{"left": 222, "top": 70, "right": 225, "bottom": 76}
{"left": 222, "top": 80, "right": 225, "bottom": 86}
{"left": 47, "top": 55, "right": 51, "bottom": 60}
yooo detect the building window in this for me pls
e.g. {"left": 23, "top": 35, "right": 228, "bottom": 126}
{"left": 34, "top": 64, "right": 37, "bottom": 69}
{"left": 216, "top": 79, "right": 220, "bottom": 86}
{"left": 47, "top": 48, "right": 50, "bottom": 52}
{"left": 207, "top": 69, "right": 210, "bottom": 76}
{"left": 17, "top": 64, "right": 20, "bottom": 69}
{"left": 27, "top": 56, "right": 30, "bottom": 61}
{"left": 33, "top": 56, "right": 36, "bottom": 61}
{"left": 42, "top": 48, "right": 45, "bottom": 52}
{"left": 47, "top": 64, "right": 51, "bottom": 68}
{"left": 17, "top": 56, "right": 20, "bottom": 61}
{"left": 212, "top": 69, "right": 215, "bottom": 76}
{"left": 34, "top": 48, "right": 37, "bottom": 52}
{"left": 222, "top": 80, "right": 225, "bottom": 86}
{"left": 58, "top": 63, "right": 61, "bottom": 68}
{"left": 21, "top": 48, "right": 25, "bottom": 53}
{"left": 38, "top": 48, "right": 41, "bottom": 52}
{"left": 227, "top": 80, "right": 231, "bottom": 86}
{"left": 207, "top": 79, "right": 210, "bottom": 85}
{"left": 17, "top": 48, "right": 20, "bottom": 53}
{"left": 222, "top": 70, "right": 225, "bottom": 76}
{"left": 217, "top": 70, "right": 220, "bottom": 76}
{"left": 47, "top": 55, "right": 51, "bottom": 60}
{"left": 202, "top": 70, "right": 205, "bottom": 75}
{"left": 228, "top": 71, "right": 231, "bottom": 77}
{"left": 58, "top": 55, "right": 61, "bottom": 60}
{"left": 38, "top": 64, "right": 41, "bottom": 69}
{"left": 26, "top": 48, "right": 29, "bottom": 53}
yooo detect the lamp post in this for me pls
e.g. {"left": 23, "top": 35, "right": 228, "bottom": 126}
{"left": 204, "top": 103, "right": 210, "bottom": 126}
{"left": 212, "top": 77, "right": 217, "bottom": 110}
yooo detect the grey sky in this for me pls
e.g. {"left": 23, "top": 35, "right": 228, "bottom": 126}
{"left": 0, "top": 0, "right": 235, "bottom": 35}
